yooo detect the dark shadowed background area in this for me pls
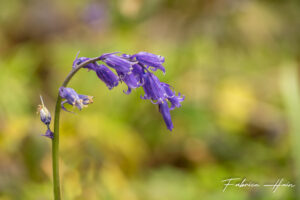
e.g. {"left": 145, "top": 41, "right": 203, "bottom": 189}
{"left": 1, "top": 0, "right": 300, "bottom": 199}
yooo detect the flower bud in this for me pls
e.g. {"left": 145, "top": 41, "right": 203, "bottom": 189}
{"left": 42, "top": 128, "right": 54, "bottom": 139}
{"left": 37, "top": 95, "right": 51, "bottom": 125}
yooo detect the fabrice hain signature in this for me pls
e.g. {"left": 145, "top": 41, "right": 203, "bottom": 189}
{"left": 222, "top": 178, "right": 295, "bottom": 192}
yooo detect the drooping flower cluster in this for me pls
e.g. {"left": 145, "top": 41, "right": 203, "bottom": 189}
{"left": 37, "top": 96, "right": 54, "bottom": 139}
{"left": 68, "top": 51, "right": 184, "bottom": 131}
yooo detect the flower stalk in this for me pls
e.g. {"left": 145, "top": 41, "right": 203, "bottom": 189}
{"left": 52, "top": 56, "right": 101, "bottom": 200}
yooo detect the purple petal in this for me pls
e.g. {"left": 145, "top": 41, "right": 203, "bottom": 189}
{"left": 161, "top": 82, "right": 175, "bottom": 98}
{"left": 42, "top": 128, "right": 54, "bottom": 139}
{"left": 118, "top": 71, "right": 141, "bottom": 90}
{"left": 95, "top": 64, "right": 119, "bottom": 89}
{"left": 73, "top": 57, "right": 99, "bottom": 71}
{"left": 59, "top": 87, "right": 85, "bottom": 111}
{"left": 132, "top": 52, "right": 165, "bottom": 73}
{"left": 100, "top": 53, "right": 135, "bottom": 73}
{"left": 132, "top": 64, "right": 145, "bottom": 84}
{"left": 141, "top": 73, "right": 165, "bottom": 103}
{"left": 123, "top": 87, "right": 132, "bottom": 94}
{"left": 169, "top": 93, "right": 185, "bottom": 110}
{"left": 159, "top": 100, "right": 174, "bottom": 131}
{"left": 61, "top": 100, "right": 74, "bottom": 113}
{"left": 59, "top": 87, "right": 80, "bottom": 105}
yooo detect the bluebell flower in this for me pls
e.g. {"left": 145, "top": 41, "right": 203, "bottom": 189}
{"left": 37, "top": 95, "right": 54, "bottom": 139}
{"left": 42, "top": 128, "right": 54, "bottom": 139}
{"left": 37, "top": 95, "right": 51, "bottom": 125}
{"left": 99, "top": 53, "right": 136, "bottom": 73}
{"left": 158, "top": 100, "right": 174, "bottom": 131}
{"left": 73, "top": 57, "right": 96, "bottom": 70}
{"left": 131, "top": 52, "right": 165, "bottom": 73}
{"left": 94, "top": 64, "right": 119, "bottom": 89}
{"left": 141, "top": 73, "right": 166, "bottom": 103}
{"left": 139, "top": 75, "right": 183, "bottom": 130}
{"left": 161, "top": 83, "right": 185, "bottom": 110}
{"left": 131, "top": 64, "right": 145, "bottom": 84}
{"left": 168, "top": 93, "right": 185, "bottom": 110}
{"left": 59, "top": 87, "right": 93, "bottom": 111}
{"left": 118, "top": 71, "right": 143, "bottom": 94}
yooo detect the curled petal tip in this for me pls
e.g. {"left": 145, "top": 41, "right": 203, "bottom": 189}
{"left": 123, "top": 87, "right": 132, "bottom": 95}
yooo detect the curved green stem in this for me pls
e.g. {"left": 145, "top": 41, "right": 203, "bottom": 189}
{"left": 52, "top": 56, "right": 101, "bottom": 200}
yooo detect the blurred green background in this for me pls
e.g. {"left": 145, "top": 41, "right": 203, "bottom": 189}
{"left": 1, "top": 0, "right": 300, "bottom": 199}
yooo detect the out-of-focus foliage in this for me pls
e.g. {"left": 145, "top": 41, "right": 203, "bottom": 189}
{"left": 0, "top": 0, "right": 300, "bottom": 199}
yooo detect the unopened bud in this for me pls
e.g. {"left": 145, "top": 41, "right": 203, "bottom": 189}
{"left": 37, "top": 95, "right": 51, "bottom": 125}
